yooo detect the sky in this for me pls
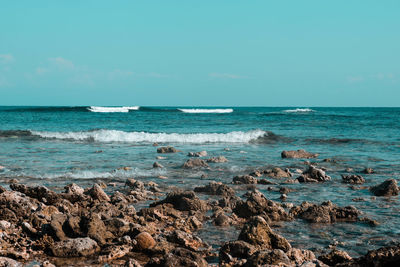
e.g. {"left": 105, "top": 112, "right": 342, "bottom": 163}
{"left": 0, "top": 1, "right": 399, "bottom": 106}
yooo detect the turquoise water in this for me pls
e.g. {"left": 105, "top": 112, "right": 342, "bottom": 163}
{"left": 0, "top": 106, "right": 399, "bottom": 256}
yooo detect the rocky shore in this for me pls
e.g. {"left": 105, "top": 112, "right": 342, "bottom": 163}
{"left": 0, "top": 148, "right": 399, "bottom": 266}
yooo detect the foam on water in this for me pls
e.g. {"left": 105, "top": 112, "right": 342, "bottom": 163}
{"left": 31, "top": 129, "right": 267, "bottom": 143}
{"left": 178, "top": 108, "right": 233, "bottom": 113}
{"left": 88, "top": 106, "right": 140, "bottom": 113}
{"left": 283, "top": 108, "right": 315, "bottom": 113}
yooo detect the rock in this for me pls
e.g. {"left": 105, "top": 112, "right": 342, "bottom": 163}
{"left": 9, "top": 183, "right": 60, "bottom": 205}
{"left": 233, "top": 175, "right": 257, "bottom": 184}
{"left": 125, "top": 259, "right": 143, "bottom": 267}
{"left": 150, "top": 190, "right": 208, "bottom": 211}
{"left": 187, "top": 151, "right": 207, "bottom": 157}
{"left": 194, "top": 182, "right": 235, "bottom": 197}
{"left": 206, "top": 156, "right": 228, "bottom": 163}
{"left": 153, "top": 142, "right": 159, "bottom": 146}
{"left": 355, "top": 243, "right": 400, "bottom": 266}
{"left": 135, "top": 232, "right": 156, "bottom": 250}
{"left": 125, "top": 179, "right": 145, "bottom": 191}
{"left": 0, "top": 220, "right": 11, "bottom": 230}
{"left": 157, "top": 146, "right": 180, "bottom": 153}
{"left": 244, "top": 249, "right": 292, "bottom": 266}
{"left": 238, "top": 216, "right": 291, "bottom": 252}
{"left": 0, "top": 257, "right": 22, "bottom": 267}
{"left": 287, "top": 248, "right": 316, "bottom": 265}
{"left": 363, "top": 167, "right": 374, "bottom": 174}
{"left": 84, "top": 213, "right": 114, "bottom": 245}
{"left": 219, "top": 241, "right": 257, "bottom": 264}
{"left": 342, "top": 174, "right": 365, "bottom": 184}
{"left": 290, "top": 201, "right": 360, "bottom": 223}
{"left": 146, "top": 247, "right": 207, "bottom": 267}
{"left": 88, "top": 184, "right": 110, "bottom": 202}
{"left": 370, "top": 179, "right": 399, "bottom": 196}
{"left": 297, "top": 165, "right": 331, "bottom": 183}
{"left": 213, "top": 212, "right": 231, "bottom": 226}
{"left": 51, "top": 237, "right": 99, "bottom": 257}
{"left": 281, "top": 149, "right": 319, "bottom": 159}
{"left": 318, "top": 249, "right": 352, "bottom": 266}
{"left": 264, "top": 167, "right": 292, "bottom": 178}
{"left": 182, "top": 158, "right": 209, "bottom": 169}
{"left": 153, "top": 162, "right": 164, "bottom": 168}
{"left": 64, "top": 183, "right": 84, "bottom": 195}
{"left": 233, "top": 190, "right": 289, "bottom": 221}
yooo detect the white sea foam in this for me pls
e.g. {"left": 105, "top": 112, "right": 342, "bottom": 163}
{"left": 88, "top": 106, "right": 139, "bottom": 113}
{"left": 31, "top": 129, "right": 267, "bottom": 143}
{"left": 283, "top": 108, "right": 315, "bottom": 113}
{"left": 178, "top": 108, "right": 233, "bottom": 113}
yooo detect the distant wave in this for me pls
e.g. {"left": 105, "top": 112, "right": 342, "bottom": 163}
{"left": 88, "top": 106, "right": 140, "bottom": 113}
{"left": 283, "top": 108, "right": 315, "bottom": 113}
{"left": 30, "top": 129, "right": 278, "bottom": 143}
{"left": 178, "top": 108, "right": 233, "bottom": 114}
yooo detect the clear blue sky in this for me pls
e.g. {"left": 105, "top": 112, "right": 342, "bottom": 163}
{"left": 0, "top": 1, "right": 399, "bottom": 106}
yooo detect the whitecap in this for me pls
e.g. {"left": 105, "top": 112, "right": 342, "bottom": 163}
{"left": 283, "top": 108, "right": 315, "bottom": 113}
{"left": 178, "top": 108, "right": 233, "bottom": 113}
{"left": 88, "top": 106, "right": 139, "bottom": 113}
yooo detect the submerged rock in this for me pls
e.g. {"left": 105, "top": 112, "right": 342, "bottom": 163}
{"left": 281, "top": 149, "right": 319, "bottom": 159}
{"left": 206, "top": 156, "right": 228, "bottom": 163}
{"left": 264, "top": 167, "right": 292, "bottom": 178}
{"left": 153, "top": 162, "right": 164, "bottom": 168}
{"left": 342, "top": 174, "right": 365, "bottom": 184}
{"left": 182, "top": 158, "right": 209, "bottom": 169}
{"left": 187, "top": 151, "right": 207, "bottom": 157}
{"left": 233, "top": 175, "right": 257, "bottom": 184}
{"left": 362, "top": 167, "right": 374, "bottom": 174}
{"left": 51, "top": 237, "right": 99, "bottom": 257}
{"left": 157, "top": 146, "right": 180, "bottom": 153}
{"left": 370, "top": 179, "right": 399, "bottom": 196}
{"left": 297, "top": 166, "right": 331, "bottom": 183}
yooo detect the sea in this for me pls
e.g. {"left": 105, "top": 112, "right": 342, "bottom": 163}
{"left": 0, "top": 106, "right": 399, "bottom": 256}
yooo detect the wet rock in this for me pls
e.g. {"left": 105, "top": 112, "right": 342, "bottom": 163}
{"left": 0, "top": 191, "right": 39, "bottom": 223}
{"left": 87, "top": 184, "right": 110, "bottom": 202}
{"left": 281, "top": 149, "right": 319, "bottom": 159}
{"left": 0, "top": 257, "right": 22, "bottom": 267}
{"left": 157, "top": 146, "right": 180, "bottom": 153}
{"left": 187, "top": 151, "right": 207, "bottom": 157}
{"left": 342, "top": 174, "right": 365, "bottom": 185}
{"left": 150, "top": 190, "right": 208, "bottom": 212}
{"left": 146, "top": 247, "right": 207, "bottom": 267}
{"left": 244, "top": 249, "right": 291, "bottom": 266}
{"left": 165, "top": 230, "right": 207, "bottom": 251}
{"left": 182, "top": 158, "right": 209, "bottom": 169}
{"left": 135, "top": 232, "right": 156, "bottom": 250}
{"left": 264, "top": 167, "right": 292, "bottom": 178}
{"left": 206, "top": 156, "right": 228, "bottom": 163}
{"left": 219, "top": 240, "right": 256, "bottom": 264}
{"left": 64, "top": 183, "right": 84, "bottom": 195}
{"left": 287, "top": 248, "right": 316, "bottom": 265}
{"left": 362, "top": 167, "right": 374, "bottom": 174}
{"left": 98, "top": 245, "right": 130, "bottom": 262}
{"left": 297, "top": 165, "right": 331, "bottom": 183}
{"left": 48, "top": 214, "right": 68, "bottom": 240}
{"left": 194, "top": 182, "right": 235, "bottom": 197}
{"left": 318, "top": 249, "right": 352, "bottom": 266}
{"left": 51, "top": 237, "right": 99, "bottom": 257}
{"left": 238, "top": 216, "right": 291, "bottom": 251}
{"left": 354, "top": 243, "right": 400, "bottom": 266}
{"left": 153, "top": 162, "right": 164, "bottom": 168}
{"left": 290, "top": 201, "right": 360, "bottom": 223}
{"left": 233, "top": 175, "right": 257, "bottom": 184}
{"left": 213, "top": 211, "right": 231, "bottom": 226}
{"left": 257, "top": 179, "right": 275, "bottom": 185}
{"left": 233, "top": 190, "right": 289, "bottom": 221}
{"left": 9, "top": 183, "right": 60, "bottom": 205}
{"left": 370, "top": 179, "right": 399, "bottom": 196}
{"left": 125, "top": 179, "right": 145, "bottom": 191}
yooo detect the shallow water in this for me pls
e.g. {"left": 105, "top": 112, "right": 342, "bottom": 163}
{"left": 0, "top": 106, "right": 399, "bottom": 256}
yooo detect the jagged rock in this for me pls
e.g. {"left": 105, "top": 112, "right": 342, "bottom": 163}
{"left": 354, "top": 243, "right": 400, "bottom": 266}
{"left": 0, "top": 191, "right": 39, "bottom": 223}
{"left": 238, "top": 216, "right": 291, "bottom": 252}
{"left": 281, "top": 149, "right": 319, "bottom": 159}
{"left": 150, "top": 190, "right": 208, "bottom": 212}
{"left": 146, "top": 247, "right": 207, "bottom": 267}
{"left": 135, "top": 232, "right": 156, "bottom": 250}
{"left": 0, "top": 257, "right": 22, "bottom": 267}
{"left": 165, "top": 230, "right": 207, "bottom": 251}
{"left": 290, "top": 201, "right": 360, "bottom": 223}
{"left": 363, "top": 167, "right": 374, "bottom": 174}
{"left": 244, "top": 249, "right": 291, "bottom": 266}
{"left": 187, "top": 151, "right": 207, "bottom": 157}
{"left": 125, "top": 179, "right": 145, "bottom": 191}
{"left": 51, "top": 237, "right": 99, "bottom": 257}
{"left": 9, "top": 183, "right": 60, "bottom": 205}
{"left": 64, "top": 183, "right": 84, "bottom": 195}
{"left": 206, "top": 156, "right": 228, "bottom": 163}
{"left": 233, "top": 175, "right": 257, "bottom": 184}
{"left": 370, "top": 179, "right": 399, "bottom": 196}
{"left": 318, "top": 249, "right": 352, "bottom": 266}
{"left": 153, "top": 162, "right": 164, "bottom": 168}
{"left": 264, "top": 167, "right": 292, "bottom": 178}
{"left": 194, "top": 182, "right": 235, "bottom": 197}
{"left": 84, "top": 213, "right": 114, "bottom": 245}
{"left": 297, "top": 166, "right": 331, "bottom": 183}
{"left": 157, "top": 146, "right": 180, "bottom": 153}
{"left": 182, "top": 158, "right": 209, "bottom": 169}
{"left": 342, "top": 174, "right": 365, "bottom": 185}
{"left": 233, "top": 190, "right": 289, "bottom": 221}
{"left": 125, "top": 259, "right": 143, "bottom": 267}
{"left": 219, "top": 240, "right": 257, "bottom": 264}
{"left": 287, "top": 248, "right": 316, "bottom": 265}
{"left": 88, "top": 184, "right": 110, "bottom": 202}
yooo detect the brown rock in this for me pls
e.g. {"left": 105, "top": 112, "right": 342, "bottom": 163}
{"left": 318, "top": 249, "right": 352, "bottom": 266}
{"left": 187, "top": 151, "right": 207, "bottom": 157}
{"left": 264, "top": 167, "right": 292, "bottom": 178}
{"left": 219, "top": 240, "right": 257, "bottom": 264}
{"left": 182, "top": 158, "right": 209, "bottom": 169}
{"left": 194, "top": 182, "right": 235, "bottom": 197}
{"left": 363, "top": 167, "right": 374, "bottom": 174}
{"left": 370, "top": 179, "right": 399, "bottom": 196}
{"left": 342, "top": 174, "right": 365, "bottom": 185}
{"left": 150, "top": 190, "right": 208, "bottom": 212}
{"left": 297, "top": 165, "right": 331, "bottom": 183}
{"left": 244, "top": 249, "right": 292, "bottom": 266}
{"left": 135, "top": 232, "right": 156, "bottom": 250}
{"left": 281, "top": 149, "right": 319, "bottom": 159}
{"left": 88, "top": 184, "right": 110, "bottom": 202}
{"left": 233, "top": 175, "right": 257, "bottom": 184}
{"left": 206, "top": 156, "right": 228, "bottom": 163}
{"left": 51, "top": 237, "right": 99, "bottom": 257}
{"left": 157, "top": 146, "right": 180, "bottom": 153}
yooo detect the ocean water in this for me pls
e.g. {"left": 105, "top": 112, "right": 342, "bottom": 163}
{"left": 0, "top": 106, "right": 399, "bottom": 256}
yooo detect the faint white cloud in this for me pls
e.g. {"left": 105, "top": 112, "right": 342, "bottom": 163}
{"left": 48, "top": 57, "right": 75, "bottom": 70}
{"left": 0, "top": 54, "right": 14, "bottom": 64}
{"left": 209, "top": 72, "right": 248, "bottom": 79}
{"left": 108, "top": 69, "right": 135, "bottom": 80}
{"left": 35, "top": 67, "right": 49, "bottom": 75}
{"left": 347, "top": 76, "right": 364, "bottom": 83}
{"left": 372, "top": 73, "right": 395, "bottom": 81}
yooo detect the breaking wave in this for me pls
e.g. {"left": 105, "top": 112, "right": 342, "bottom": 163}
{"left": 178, "top": 108, "right": 233, "bottom": 113}
{"left": 30, "top": 129, "right": 281, "bottom": 144}
{"left": 283, "top": 108, "right": 315, "bottom": 113}
{"left": 87, "top": 106, "right": 140, "bottom": 113}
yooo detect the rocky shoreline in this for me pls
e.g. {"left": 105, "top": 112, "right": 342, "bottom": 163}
{"left": 0, "top": 149, "right": 399, "bottom": 266}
